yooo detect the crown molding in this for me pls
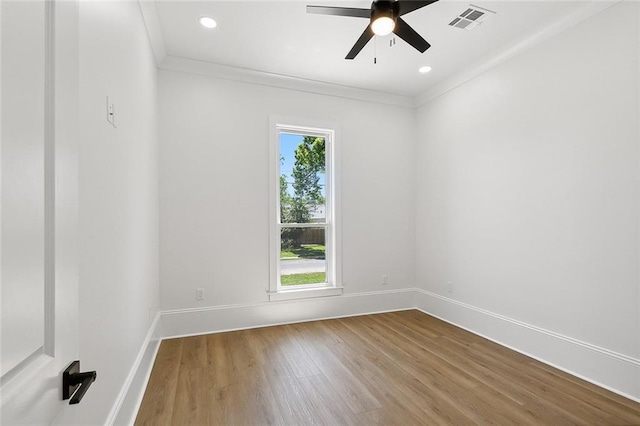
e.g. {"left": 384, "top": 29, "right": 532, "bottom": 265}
{"left": 414, "top": 0, "right": 620, "bottom": 107}
{"left": 138, "top": 0, "right": 166, "bottom": 66}
{"left": 158, "top": 55, "right": 415, "bottom": 108}
{"left": 137, "top": 0, "right": 411, "bottom": 106}
{"left": 140, "top": 0, "right": 619, "bottom": 109}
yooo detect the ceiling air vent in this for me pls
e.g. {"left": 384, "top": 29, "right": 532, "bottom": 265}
{"left": 449, "top": 5, "right": 495, "bottom": 30}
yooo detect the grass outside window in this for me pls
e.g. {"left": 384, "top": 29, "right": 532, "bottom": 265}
{"left": 280, "top": 244, "right": 326, "bottom": 286}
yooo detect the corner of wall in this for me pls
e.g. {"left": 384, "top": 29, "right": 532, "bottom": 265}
{"left": 107, "top": 314, "right": 162, "bottom": 426}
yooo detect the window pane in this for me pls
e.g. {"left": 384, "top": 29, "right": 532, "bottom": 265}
{"left": 279, "top": 133, "right": 326, "bottom": 224}
{"left": 280, "top": 227, "right": 326, "bottom": 286}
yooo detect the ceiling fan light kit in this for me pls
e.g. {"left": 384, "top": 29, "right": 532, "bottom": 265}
{"left": 307, "top": 0, "right": 438, "bottom": 60}
{"left": 371, "top": 16, "right": 395, "bottom": 36}
{"left": 371, "top": 1, "right": 396, "bottom": 35}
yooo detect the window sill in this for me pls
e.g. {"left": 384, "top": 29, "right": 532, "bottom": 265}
{"left": 268, "top": 286, "right": 344, "bottom": 302}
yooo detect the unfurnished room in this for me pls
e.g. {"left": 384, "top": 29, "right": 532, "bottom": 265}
{"left": 2, "top": 0, "right": 640, "bottom": 424}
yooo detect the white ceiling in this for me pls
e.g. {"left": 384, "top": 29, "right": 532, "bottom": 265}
{"left": 147, "top": 1, "right": 606, "bottom": 98}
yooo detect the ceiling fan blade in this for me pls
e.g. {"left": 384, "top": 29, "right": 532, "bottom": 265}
{"left": 306, "top": 5, "right": 370, "bottom": 18}
{"left": 393, "top": 17, "right": 430, "bottom": 53}
{"left": 345, "top": 25, "right": 374, "bottom": 59}
{"left": 397, "top": 0, "right": 438, "bottom": 16}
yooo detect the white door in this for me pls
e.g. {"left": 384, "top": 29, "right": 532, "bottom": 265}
{"left": 1, "top": 0, "right": 81, "bottom": 424}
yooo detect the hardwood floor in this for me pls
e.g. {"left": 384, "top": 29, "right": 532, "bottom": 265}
{"left": 135, "top": 310, "right": 640, "bottom": 425}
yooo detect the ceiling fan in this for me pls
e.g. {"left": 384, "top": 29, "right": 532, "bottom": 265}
{"left": 307, "top": 0, "right": 438, "bottom": 60}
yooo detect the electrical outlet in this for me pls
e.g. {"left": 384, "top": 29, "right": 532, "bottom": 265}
{"left": 196, "top": 288, "right": 204, "bottom": 300}
{"left": 382, "top": 275, "right": 389, "bottom": 285}
{"left": 448, "top": 282, "right": 453, "bottom": 293}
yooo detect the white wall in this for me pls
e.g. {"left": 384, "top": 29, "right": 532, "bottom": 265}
{"left": 415, "top": 0, "right": 639, "bottom": 364}
{"left": 77, "top": 1, "right": 159, "bottom": 423}
{"left": 158, "top": 70, "right": 415, "bottom": 311}
{"left": 66, "top": 0, "right": 640, "bottom": 416}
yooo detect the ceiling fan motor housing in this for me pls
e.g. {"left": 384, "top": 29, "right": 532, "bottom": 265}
{"left": 371, "top": 0, "right": 398, "bottom": 23}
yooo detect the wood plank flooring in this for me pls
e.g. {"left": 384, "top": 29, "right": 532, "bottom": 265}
{"left": 135, "top": 310, "right": 640, "bottom": 425}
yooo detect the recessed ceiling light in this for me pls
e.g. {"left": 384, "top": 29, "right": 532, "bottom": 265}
{"left": 418, "top": 66, "right": 432, "bottom": 74}
{"left": 199, "top": 16, "right": 217, "bottom": 29}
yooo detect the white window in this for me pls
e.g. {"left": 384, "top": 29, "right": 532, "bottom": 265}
{"left": 269, "top": 119, "right": 342, "bottom": 301}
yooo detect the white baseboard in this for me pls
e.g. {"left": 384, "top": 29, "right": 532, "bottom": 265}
{"left": 160, "top": 288, "right": 416, "bottom": 339}
{"left": 116, "top": 287, "right": 640, "bottom": 424}
{"left": 414, "top": 289, "right": 640, "bottom": 402}
{"left": 106, "top": 313, "right": 163, "bottom": 426}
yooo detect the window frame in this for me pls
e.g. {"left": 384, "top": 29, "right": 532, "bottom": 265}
{"left": 268, "top": 117, "right": 342, "bottom": 301}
